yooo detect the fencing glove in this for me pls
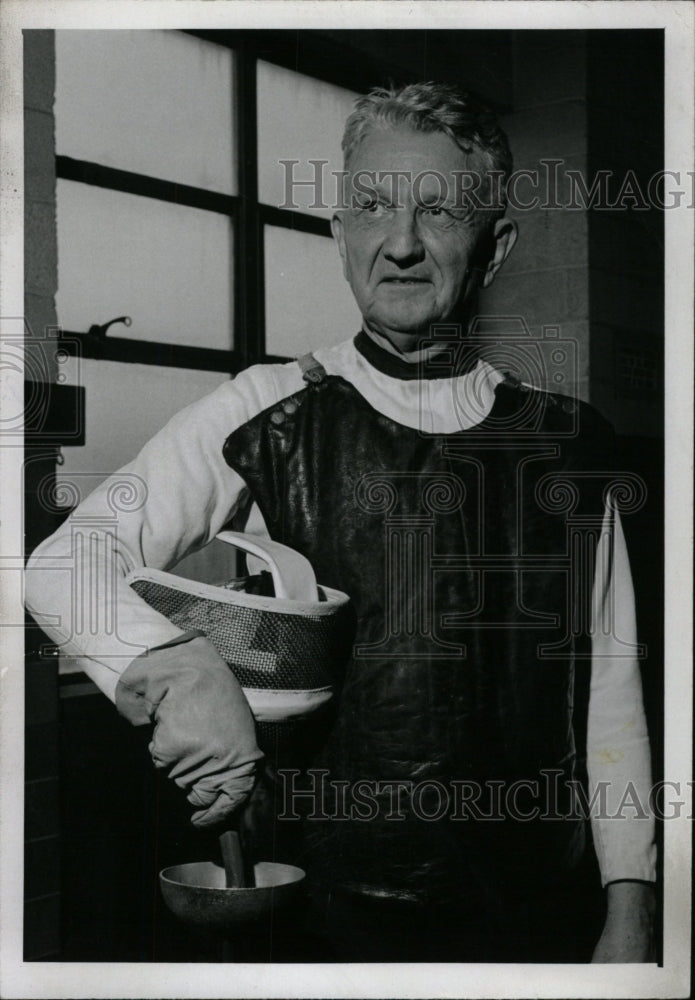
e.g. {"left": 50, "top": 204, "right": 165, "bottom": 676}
{"left": 115, "top": 633, "right": 263, "bottom": 828}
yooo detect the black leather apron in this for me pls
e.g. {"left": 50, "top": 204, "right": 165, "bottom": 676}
{"left": 223, "top": 357, "right": 615, "bottom": 905}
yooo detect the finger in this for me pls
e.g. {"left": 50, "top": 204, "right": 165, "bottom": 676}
{"left": 189, "top": 791, "right": 239, "bottom": 829}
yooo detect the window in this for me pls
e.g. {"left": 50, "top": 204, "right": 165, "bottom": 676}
{"left": 257, "top": 60, "right": 355, "bottom": 218}
{"left": 264, "top": 226, "right": 358, "bottom": 356}
{"left": 256, "top": 61, "right": 362, "bottom": 354}
{"left": 56, "top": 180, "right": 234, "bottom": 349}
{"left": 52, "top": 29, "right": 362, "bottom": 570}
{"left": 54, "top": 30, "right": 362, "bottom": 375}
{"left": 55, "top": 30, "right": 237, "bottom": 194}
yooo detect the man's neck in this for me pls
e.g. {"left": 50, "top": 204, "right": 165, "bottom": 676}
{"left": 361, "top": 324, "right": 455, "bottom": 364}
{"left": 355, "top": 325, "right": 480, "bottom": 382}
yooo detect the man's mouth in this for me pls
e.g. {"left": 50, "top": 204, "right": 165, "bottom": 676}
{"left": 380, "top": 277, "right": 430, "bottom": 285}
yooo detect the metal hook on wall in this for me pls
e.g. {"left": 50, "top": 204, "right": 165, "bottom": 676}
{"left": 86, "top": 316, "right": 132, "bottom": 341}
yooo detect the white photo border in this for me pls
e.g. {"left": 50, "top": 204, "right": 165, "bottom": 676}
{"left": 1, "top": 2, "right": 692, "bottom": 997}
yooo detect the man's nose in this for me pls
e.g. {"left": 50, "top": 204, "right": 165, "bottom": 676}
{"left": 382, "top": 209, "right": 425, "bottom": 266}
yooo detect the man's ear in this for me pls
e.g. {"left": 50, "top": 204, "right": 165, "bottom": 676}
{"left": 331, "top": 212, "right": 349, "bottom": 280}
{"left": 481, "top": 218, "right": 518, "bottom": 288}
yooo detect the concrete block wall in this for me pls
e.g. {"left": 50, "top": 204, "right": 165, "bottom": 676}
{"left": 481, "top": 29, "right": 664, "bottom": 439}
{"left": 24, "top": 660, "right": 61, "bottom": 959}
{"left": 24, "top": 29, "right": 61, "bottom": 960}
{"left": 481, "top": 31, "right": 591, "bottom": 402}
{"left": 586, "top": 30, "right": 664, "bottom": 439}
{"left": 24, "top": 29, "right": 58, "bottom": 379}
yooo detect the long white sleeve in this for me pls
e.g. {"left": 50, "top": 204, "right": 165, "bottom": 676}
{"left": 24, "top": 363, "right": 303, "bottom": 701}
{"left": 23, "top": 342, "right": 497, "bottom": 702}
{"left": 587, "top": 500, "right": 657, "bottom": 885}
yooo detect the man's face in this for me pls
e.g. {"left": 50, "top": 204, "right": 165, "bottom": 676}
{"left": 332, "top": 125, "right": 515, "bottom": 351}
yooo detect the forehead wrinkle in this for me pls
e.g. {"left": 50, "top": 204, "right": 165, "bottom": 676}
{"left": 348, "top": 149, "right": 492, "bottom": 208}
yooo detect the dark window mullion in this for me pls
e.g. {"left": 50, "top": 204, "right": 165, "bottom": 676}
{"left": 55, "top": 331, "right": 240, "bottom": 374}
{"left": 263, "top": 353, "right": 294, "bottom": 365}
{"left": 55, "top": 156, "right": 238, "bottom": 217}
{"left": 235, "top": 42, "right": 264, "bottom": 370}
{"left": 259, "top": 204, "right": 333, "bottom": 239}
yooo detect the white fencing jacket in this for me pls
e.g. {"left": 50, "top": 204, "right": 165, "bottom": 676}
{"left": 25, "top": 334, "right": 657, "bottom": 887}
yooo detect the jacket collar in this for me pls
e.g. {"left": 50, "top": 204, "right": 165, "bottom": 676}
{"left": 354, "top": 329, "right": 479, "bottom": 381}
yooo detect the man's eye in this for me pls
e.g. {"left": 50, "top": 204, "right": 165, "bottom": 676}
{"left": 362, "top": 199, "right": 386, "bottom": 213}
{"left": 420, "top": 203, "right": 454, "bottom": 220}
{"left": 354, "top": 198, "right": 390, "bottom": 219}
{"left": 420, "top": 204, "right": 453, "bottom": 225}
{"left": 421, "top": 203, "right": 476, "bottom": 225}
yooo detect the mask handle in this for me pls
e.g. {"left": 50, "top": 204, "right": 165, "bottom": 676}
{"left": 215, "top": 530, "right": 319, "bottom": 603}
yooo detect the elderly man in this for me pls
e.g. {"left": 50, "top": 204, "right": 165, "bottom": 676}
{"left": 25, "top": 83, "right": 656, "bottom": 963}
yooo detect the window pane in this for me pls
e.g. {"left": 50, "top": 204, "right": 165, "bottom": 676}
{"left": 55, "top": 30, "right": 236, "bottom": 195}
{"left": 58, "top": 358, "right": 228, "bottom": 482}
{"left": 53, "top": 359, "right": 233, "bottom": 628}
{"left": 264, "top": 226, "right": 362, "bottom": 357}
{"left": 56, "top": 180, "right": 233, "bottom": 350}
{"left": 257, "top": 61, "right": 357, "bottom": 218}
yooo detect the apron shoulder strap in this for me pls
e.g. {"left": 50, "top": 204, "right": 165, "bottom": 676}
{"left": 297, "top": 353, "right": 327, "bottom": 386}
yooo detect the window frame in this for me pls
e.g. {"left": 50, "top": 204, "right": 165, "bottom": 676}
{"left": 55, "top": 29, "right": 511, "bottom": 372}
{"left": 54, "top": 29, "right": 372, "bottom": 374}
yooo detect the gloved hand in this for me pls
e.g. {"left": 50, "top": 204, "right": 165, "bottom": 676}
{"left": 115, "top": 634, "right": 264, "bottom": 828}
{"left": 237, "top": 761, "right": 280, "bottom": 851}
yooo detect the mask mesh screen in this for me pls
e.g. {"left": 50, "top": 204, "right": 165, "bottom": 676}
{"left": 130, "top": 578, "right": 339, "bottom": 691}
